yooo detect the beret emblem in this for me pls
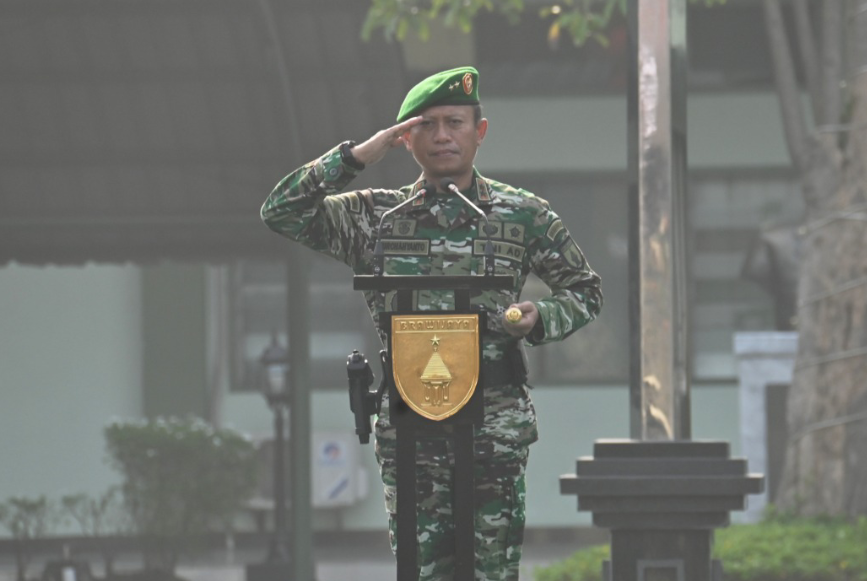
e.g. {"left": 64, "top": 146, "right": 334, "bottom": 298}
{"left": 462, "top": 73, "right": 473, "bottom": 95}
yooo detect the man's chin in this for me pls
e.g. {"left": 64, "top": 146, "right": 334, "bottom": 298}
{"left": 423, "top": 162, "right": 466, "bottom": 181}
{"left": 425, "top": 171, "right": 458, "bottom": 186}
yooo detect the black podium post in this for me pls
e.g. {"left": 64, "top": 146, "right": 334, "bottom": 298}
{"left": 354, "top": 274, "right": 511, "bottom": 581}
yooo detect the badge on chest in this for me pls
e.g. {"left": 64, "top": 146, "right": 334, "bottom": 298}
{"left": 391, "top": 314, "right": 480, "bottom": 421}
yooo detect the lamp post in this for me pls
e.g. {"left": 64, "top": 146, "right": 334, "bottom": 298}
{"left": 246, "top": 334, "right": 293, "bottom": 581}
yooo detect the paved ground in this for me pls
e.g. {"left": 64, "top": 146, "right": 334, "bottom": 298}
{"left": 0, "top": 531, "right": 604, "bottom": 581}
{"left": 0, "top": 531, "right": 601, "bottom": 581}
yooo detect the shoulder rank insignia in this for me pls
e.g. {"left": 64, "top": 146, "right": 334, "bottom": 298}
{"left": 476, "top": 178, "right": 492, "bottom": 203}
{"left": 411, "top": 180, "right": 428, "bottom": 207}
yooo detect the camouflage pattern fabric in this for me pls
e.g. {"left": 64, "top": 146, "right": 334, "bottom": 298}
{"left": 374, "top": 383, "right": 538, "bottom": 470}
{"left": 261, "top": 143, "right": 603, "bottom": 579}
{"left": 260, "top": 144, "right": 603, "bottom": 363}
{"left": 381, "top": 451, "right": 528, "bottom": 581}
{"left": 376, "top": 385, "right": 531, "bottom": 580}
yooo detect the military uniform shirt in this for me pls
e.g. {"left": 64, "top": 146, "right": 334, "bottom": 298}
{"left": 261, "top": 144, "right": 603, "bottom": 462}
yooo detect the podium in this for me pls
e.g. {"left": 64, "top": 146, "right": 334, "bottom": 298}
{"left": 354, "top": 274, "right": 512, "bottom": 581}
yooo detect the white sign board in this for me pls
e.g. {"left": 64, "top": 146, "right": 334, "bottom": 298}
{"left": 312, "top": 431, "right": 362, "bottom": 508}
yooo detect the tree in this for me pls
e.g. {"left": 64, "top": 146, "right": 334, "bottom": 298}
{"left": 363, "top": 0, "right": 867, "bottom": 517}
{"left": 364, "top": 0, "right": 723, "bottom": 45}
{"left": 763, "top": 0, "right": 867, "bottom": 517}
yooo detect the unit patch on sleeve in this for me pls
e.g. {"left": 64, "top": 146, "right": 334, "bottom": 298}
{"left": 560, "top": 237, "right": 586, "bottom": 269}
{"left": 546, "top": 218, "right": 564, "bottom": 242}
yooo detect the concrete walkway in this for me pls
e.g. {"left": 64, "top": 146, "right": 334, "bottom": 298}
{"left": 173, "top": 541, "right": 583, "bottom": 581}
{"left": 0, "top": 531, "right": 601, "bottom": 581}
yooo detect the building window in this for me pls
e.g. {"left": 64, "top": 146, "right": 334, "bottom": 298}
{"left": 230, "top": 255, "right": 380, "bottom": 392}
{"left": 506, "top": 171, "right": 802, "bottom": 385}
{"left": 689, "top": 173, "right": 803, "bottom": 380}
{"left": 511, "top": 176, "right": 630, "bottom": 384}
{"left": 471, "top": 2, "right": 781, "bottom": 96}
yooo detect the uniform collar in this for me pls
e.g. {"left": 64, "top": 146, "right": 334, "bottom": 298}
{"left": 409, "top": 168, "right": 494, "bottom": 211}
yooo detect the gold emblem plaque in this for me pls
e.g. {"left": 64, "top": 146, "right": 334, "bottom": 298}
{"left": 391, "top": 314, "right": 480, "bottom": 421}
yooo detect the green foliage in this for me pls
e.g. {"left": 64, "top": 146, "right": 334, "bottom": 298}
{"left": 61, "top": 486, "right": 129, "bottom": 538}
{"left": 363, "top": 0, "right": 525, "bottom": 41}
{"left": 364, "top": 0, "right": 727, "bottom": 45}
{"left": 532, "top": 515, "right": 867, "bottom": 581}
{"left": 0, "top": 495, "right": 62, "bottom": 581}
{"left": 0, "top": 495, "right": 59, "bottom": 540}
{"left": 715, "top": 515, "right": 867, "bottom": 581}
{"left": 62, "top": 487, "right": 131, "bottom": 577}
{"left": 533, "top": 544, "right": 608, "bottom": 581}
{"left": 104, "top": 417, "right": 257, "bottom": 573}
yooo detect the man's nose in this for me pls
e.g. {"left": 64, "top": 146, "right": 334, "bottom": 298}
{"left": 432, "top": 123, "right": 450, "bottom": 142}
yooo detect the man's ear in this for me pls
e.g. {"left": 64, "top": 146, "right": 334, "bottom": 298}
{"left": 476, "top": 118, "right": 488, "bottom": 144}
{"left": 402, "top": 132, "right": 413, "bottom": 152}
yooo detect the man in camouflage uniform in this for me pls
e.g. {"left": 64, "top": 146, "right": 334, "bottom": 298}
{"left": 261, "top": 67, "right": 602, "bottom": 580}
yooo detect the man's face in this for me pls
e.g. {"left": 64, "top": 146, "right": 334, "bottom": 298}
{"left": 403, "top": 105, "right": 487, "bottom": 184}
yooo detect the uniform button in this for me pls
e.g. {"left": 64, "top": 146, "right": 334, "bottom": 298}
{"left": 329, "top": 168, "right": 340, "bottom": 177}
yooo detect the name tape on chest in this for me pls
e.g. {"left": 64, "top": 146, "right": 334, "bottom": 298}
{"left": 381, "top": 239, "right": 431, "bottom": 256}
{"left": 472, "top": 239, "right": 525, "bottom": 261}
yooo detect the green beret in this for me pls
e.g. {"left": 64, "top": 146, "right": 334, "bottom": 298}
{"left": 396, "top": 66, "right": 480, "bottom": 123}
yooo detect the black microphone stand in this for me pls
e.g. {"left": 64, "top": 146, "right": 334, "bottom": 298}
{"left": 373, "top": 182, "right": 433, "bottom": 276}
{"left": 440, "top": 178, "right": 496, "bottom": 276}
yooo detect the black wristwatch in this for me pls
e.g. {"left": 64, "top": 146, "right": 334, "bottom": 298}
{"left": 339, "top": 140, "right": 365, "bottom": 170}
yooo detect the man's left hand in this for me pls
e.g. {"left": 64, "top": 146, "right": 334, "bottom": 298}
{"left": 502, "top": 301, "right": 539, "bottom": 337}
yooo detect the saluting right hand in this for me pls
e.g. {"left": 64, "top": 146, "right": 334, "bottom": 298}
{"left": 350, "top": 116, "right": 424, "bottom": 166}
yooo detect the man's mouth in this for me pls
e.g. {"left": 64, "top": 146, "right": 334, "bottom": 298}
{"left": 431, "top": 149, "right": 459, "bottom": 157}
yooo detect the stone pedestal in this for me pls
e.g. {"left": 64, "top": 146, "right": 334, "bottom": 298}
{"left": 561, "top": 440, "right": 763, "bottom": 581}
{"left": 733, "top": 331, "right": 797, "bottom": 522}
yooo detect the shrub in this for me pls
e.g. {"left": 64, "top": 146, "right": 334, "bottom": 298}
{"left": 715, "top": 515, "right": 867, "bottom": 581}
{"left": 0, "top": 496, "right": 61, "bottom": 581}
{"left": 104, "top": 417, "right": 257, "bottom": 575}
{"left": 534, "top": 544, "right": 609, "bottom": 581}
{"left": 61, "top": 487, "right": 131, "bottom": 577}
{"left": 533, "top": 516, "right": 867, "bottom": 581}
